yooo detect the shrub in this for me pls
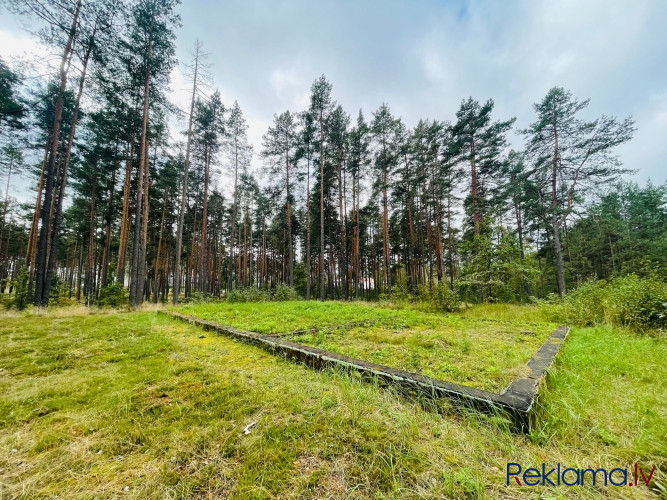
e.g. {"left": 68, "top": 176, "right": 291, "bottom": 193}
{"left": 49, "top": 278, "right": 75, "bottom": 307}
{"left": 225, "top": 288, "right": 244, "bottom": 303}
{"left": 274, "top": 284, "right": 300, "bottom": 301}
{"left": 226, "top": 286, "right": 271, "bottom": 303}
{"left": 417, "top": 282, "right": 460, "bottom": 312}
{"left": 541, "top": 274, "right": 667, "bottom": 331}
{"left": 8, "top": 266, "right": 29, "bottom": 310}
{"left": 226, "top": 285, "right": 300, "bottom": 303}
{"left": 390, "top": 272, "right": 412, "bottom": 305}
{"left": 97, "top": 283, "right": 128, "bottom": 308}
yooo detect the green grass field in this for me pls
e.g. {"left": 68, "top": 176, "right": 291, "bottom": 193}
{"left": 0, "top": 302, "right": 665, "bottom": 498}
{"left": 171, "top": 302, "right": 555, "bottom": 392}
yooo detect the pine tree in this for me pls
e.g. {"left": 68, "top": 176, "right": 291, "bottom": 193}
{"left": 262, "top": 110, "right": 298, "bottom": 286}
{"left": 523, "top": 87, "right": 635, "bottom": 296}
{"left": 370, "top": 103, "right": 399, "bottom": 298}
{"left": 224, "top": 101, "right": 252, "bottom": 291}
{"left": 308, "top": 76, "right": 333, "bottom": 299}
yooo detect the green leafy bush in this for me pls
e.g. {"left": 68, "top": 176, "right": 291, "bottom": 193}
{"left": 417, "top": 282, "right": 460, "bottom": 312}
{"left": 226, "top": 287, "right": 271, "bottom": 303}
{"left": 97, "top": 283, "right": 128, "bottom": 307}
{"left": 541, "top": 274, "right": 666, "bottom": 331}
{"left": 8, "top": 266, "right": 29, "bottom": 310}
{"left": 49, "top": 278, "right": 75, "bottom": 307}
{"left": 226, "top": 285, "right": 300, "bottom": 303}
{"left": 274, "top": 284, "right": 300, "bottom": 301}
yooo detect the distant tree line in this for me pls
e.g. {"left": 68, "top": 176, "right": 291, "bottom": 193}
{"left": 1, "top": 0, "right": 663, "bottom": 309}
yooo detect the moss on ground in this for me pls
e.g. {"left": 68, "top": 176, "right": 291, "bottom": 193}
{"left": 0, "top": 304, "right": 665, "bottom": 499}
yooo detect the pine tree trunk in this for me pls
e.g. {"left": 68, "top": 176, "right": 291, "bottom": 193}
{"left": 117, "top": 141, "right": 134, "bottom": 285}
{"left": 336, "top": 147, "right": 347, "bottom": 299}
{"left": 173, "top": 43, "right": 199, "bottom": 303}
{"left": 551, "top": 126, "right": 567, "bottom": 296}
{"left": 129, "top": 40, "right": 152, "bottom": 307}
{"left": 285, "top": 146, "right": 293, "bottom": 286}
{"left": 382, "top": 170, "right": 391, "bottom": 298}
{"left": 305, "top": 150, "right": 311, "bottom": 299}
{"left": 153, "top": 193, "right": 168, "bottom": 303}
{"left": 44, "top": 34, "right": 94, "bottom": 302}
{"left": 101, "top": 166, "right": 116, "bottom": 289}
{"left": 319, "top": 110, "right": 325, "bottom": 300}
{"left": 228, "top": 139, "right": 239, "bottom": 291}
{"left": 34, "top": 0, "right": 82, "bottom": 307}
{"left": 200, "top": 148, "right": 210, "bottom": 295}
{"left": 470, "top": 139, "right": 480, "bottom": 235}
{"left": 86, "top": 177, "right": 96, "bottom": 305}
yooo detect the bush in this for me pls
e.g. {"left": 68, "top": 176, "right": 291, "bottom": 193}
{"left": 226, "top": 285, "right": 300, "bottom": 303}
{"left": 226, "top": 286, "right": 271, "bottom": 303}
{"left": 417, "top": 282, "right": 460, "bottom": 312}
{"left": 97, "top": 283, "right": 128, "bottom": 307}
{"left": 8, "top": 266, "right": 30, "bottom": 310}
{"left": 49, "top": 278, "right": 75, "bottom": 308}
{"left": 541, "top": 274, "right": 667, "bottom": 331}
{"left": 225, "top": 288, "right": 244, "bottom": 303}
{"left": 274, "top": 284, "right": 300, "bottom": 301}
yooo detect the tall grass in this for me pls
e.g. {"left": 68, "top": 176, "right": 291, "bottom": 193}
{"left": 1, "top": 308, "right": 665, "bottom": 498}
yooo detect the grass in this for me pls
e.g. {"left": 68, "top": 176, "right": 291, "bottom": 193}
{"left": 0, "top": 303, "right": 665, "bottom": 498}
{"left": 171, "top": 301, "right": 555, "bottom": 392}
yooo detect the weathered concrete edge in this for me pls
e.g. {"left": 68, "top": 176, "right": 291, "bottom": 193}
{"left": 160, "top": 310, "right": 542, "bottom": 428}
{"left": 502, "top": 325, "right": 570, "bottom": 428}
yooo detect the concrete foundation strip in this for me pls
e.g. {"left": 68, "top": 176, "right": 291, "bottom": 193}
{"left": 160, "top": 311, "right": 569, "bottom": 432}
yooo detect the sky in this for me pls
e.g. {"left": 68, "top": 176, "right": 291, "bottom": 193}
{"left": 1, "top": 0, "right": 666, "bottom": 198}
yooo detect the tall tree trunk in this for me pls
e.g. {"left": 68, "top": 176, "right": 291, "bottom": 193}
{"left": 433, "top": 160, "right": 444, "bottom": 283}
{"left": 34, "top": 0, "right": 82, "bottom": 307}
{"left": 470, "top": 138, "right": 480, "bottom": 235}
{"left": 45, "top": 32, "right": 95, "bottom": 302}
{"left": 227, "top": 138, "right": 239, "bottom": 291}
{"left": 116, "top": 141, "right": 134, "bottom": 285}
{"left": 382, "top": 169, "right": 391, "bottom": 298}
{"left": 354, "top": 172, "right": 361, "bottom": 297}
{"left": 129, "top": 39, "right": 152, "bottom": 307}
{"left": 285, "top": 145, "right": 293, "bottom": 286}
{"left": 0, "top": 154, "right": 14, "bottom": 260}
{"left": 551, "top": 125, "right": 567, "bottom": 296}
{"left": 26, "top": 145, "right": 49, "bottom": 295}
{"left": 101, "top": 165, "right": 116, "bottom": 289}
{"left": 153, "top": 193, "right": 168, "bottom": 303}
{"left": 336, "top": 147, "right": 347, "bottom": 299}
{"left": 446, "top": 179, "right": 455, "bottom": 291}
{"left": 305, "top": 149, "right": 311, "bottom": 299}
{"left": 173, "top": 41, "right": 199, "bottom": 303}
{"left": 200, "top": 147, "right": 210, "bottom": 295}
{"left": 319, "top": 109, "right": 325, "bottom": 300}
{"left": 86, "top": 175, "right": 97, "bottom": 305}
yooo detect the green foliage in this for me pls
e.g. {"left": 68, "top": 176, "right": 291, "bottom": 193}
{"left": 541, "top": 274, "right": 667, "bottom": 331}
{"left": 566, "top": 181, "right": 667, "bottom": 281}
{"left": 389, "top": 271, "right": 412, "bottom": 305}
{"left": 225, "top": 286, "right": 271, "bottom": 303}
{"left": 225, "top": 285, "right": 301, "bottom": 303}
{"left": 458, "top": 228, "right": 537, "bottom": 303}
{"left": 417, "top": 282, "right": 460, "bottom": 312}
{"left": 48, "top": 278, "right": 75, "bottom": 308}
{"left": 8, "top": 266, "right": 29, "bottom": 310}
{"left": 97, "top": 283, "right": 128, "bottom": 308}
{"left": 273, "top": 284, "right": 300, "bottom": 301}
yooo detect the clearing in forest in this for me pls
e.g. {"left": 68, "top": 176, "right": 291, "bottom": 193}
{"left": 171, "top": 301, "right": 556, "bottom": 392}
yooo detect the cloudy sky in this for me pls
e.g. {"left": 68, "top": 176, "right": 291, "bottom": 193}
{"left": 1, "top": 0, "right": 666, "bottom": 188}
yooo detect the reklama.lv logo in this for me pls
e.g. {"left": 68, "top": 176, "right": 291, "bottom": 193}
{"left": 507, "top": 463, "right": 656, "bottom": 487}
